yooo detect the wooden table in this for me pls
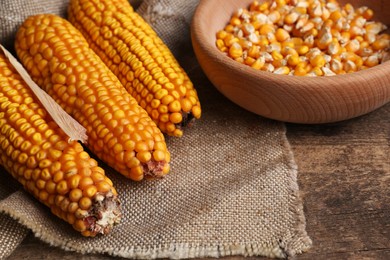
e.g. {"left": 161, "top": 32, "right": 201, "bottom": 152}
{"left": 7, "top": 99, "right": 389, "bottom": 259}
{"left": 287, "top": 102, "right": 390, "bottom": 260}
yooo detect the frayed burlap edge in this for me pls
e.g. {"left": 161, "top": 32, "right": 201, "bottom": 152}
{"left": 0, "top": 124, "right": 311, "bottom": 260}
{"left": 279, "top": 125, "right": 312, "bottom": 257}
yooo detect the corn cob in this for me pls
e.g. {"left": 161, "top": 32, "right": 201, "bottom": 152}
{"left": 0, "top": 50, "right": 121, "bottom": 237}
{"left": 68, "top": 0, "right": 202, "bottom": 137}
{"left": 15, "top": 14, "right": 170, "bottom": 181}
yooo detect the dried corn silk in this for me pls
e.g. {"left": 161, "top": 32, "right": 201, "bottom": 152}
{"left": 0, "top": 50, "right": 121, "bottom": 237}
{"left": 15, "top": 14, "right": 170, "bottom": 181}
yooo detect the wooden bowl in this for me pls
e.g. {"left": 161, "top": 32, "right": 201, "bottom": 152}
{"left": 191, "top": 0, "right": 390, "bottom": 123}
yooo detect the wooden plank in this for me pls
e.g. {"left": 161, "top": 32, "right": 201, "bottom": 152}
{"left": 287, "top": 102, "right": 390, "bottom": 260}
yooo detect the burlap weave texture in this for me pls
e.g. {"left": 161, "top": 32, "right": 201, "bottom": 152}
{"left": 137, "top": 0, "right": 198, "bottom": 57}
{"left": 0, "top": 0, "right": 312, "bottom": 259}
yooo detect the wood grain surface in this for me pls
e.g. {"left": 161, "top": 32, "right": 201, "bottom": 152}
{"left": 5, "top": 1, "right": 390, "bottom": 257}
{"left": 7, "top": 66, "right": 390, "bottom": 260}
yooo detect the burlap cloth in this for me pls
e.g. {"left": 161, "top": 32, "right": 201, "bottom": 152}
{"left": 0, "top": 0, "right": 312, "bottom": 259}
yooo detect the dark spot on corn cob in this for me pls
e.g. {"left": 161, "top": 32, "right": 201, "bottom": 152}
{"left": 180, "top": 112, "right": 196, "bottom": 128}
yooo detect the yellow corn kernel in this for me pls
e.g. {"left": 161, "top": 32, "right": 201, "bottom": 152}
{"left": 272, "top": 59, "right": 287, "bottom": 68}
{"left": 275, "top": 0, "right": 286, "bottom": 7}
{"left": 268, "top": 10, "right": 281, "bottom": 23}
{"left": 322, "top": 7, "right": 331, "bottom": 20}
{"left": 68, "top": 0, "right": 201, "bottom": 137}
{"left": 234, "top": 57, "right": 244, "bottom": 63}
{"left": 251, "top": 57, "right": 265, "bottom": 70}
{"left": 330, "top": 28, "right": 341, "bottom": 40}
{"left": 79, "top": 197, "right": 92, "bottom": 210}
{"left": 304, "top": 63, "right": 313, "bottom": 73}
{"left": 354, "top": 35, "right": 364, "bottom": 43}
{"left": 284, "top": 12, "right": 299, "bottom": 25}
{"left": 349, "top": 25, "right": 365, "bottom": 38}
{"left": 247, "top": 45, "right": 261, "bottom": 59}
{"left": 249, "top": 1, "right": 259, "bottom": 11}
{"left": 329, "top": 10, "right": 342, "bottom": 22}
{"left": 330, "top": 59, "right": 343, "bottom": 73}
{"left": 281, "top": 46, "right": 297, "bottom": 57}
{"left": 344, "top": 60, "right": 357, "bottom": 73}
{"left": 310, "top": 54, "right": 326, "bottom": 67}
{"left": 341, "top": 52, "right": 358, "bottom": 62}
{"left": 229, "top": 42, "right": 243, "bottom": 59}
{"left": 281, "top": 41, "right": 295, "bottom": 51}
{"left": 250, "top": 19, "right": 263, "bottom": 30}
{"left": 291, "top": 37, "right": 303, "bottom": 46}
{"left": 365, "top": 22, "right": 384, "bottom": 35}
{"left": 310, "top": 66, "right": 324, "bottom": 76}
{"left": 362, "top": 8, "right": 374, "bottom": 20}
{"left": 259, "top": 24, "right": 275, "bottom": 35}
{"left": 242, "top": 23, "right": 255, "bottom": 36}
{"left": 344, "top": 3, "right": 354, "bottom": 14}
{"left": 293, "top": 66, "right": 307, "bottom": 76}
{"left": 266, "top": 33, "right": 277, "bottom": 43}
{"left": 357, "top": 47, "right": 373, "bottom": 58}
{"left": 223, "top": 33, "right": 239, "bottom": 48}
{"left": 273, "top": 66, "right": 290, "bottom": 75}
{"left": 359, "top": 40, "right": 370, "bottom": 49}
{"left": 300, "top": 22, "right": 315, "bottom": 34}
{"left": 224, "top": 24, "right": 235, "bottom": 33}
{"left": 364, "top": 54, "right": 379, "bottom": 67}
{"left": 15, "top": 14, "right": 170, "bottom": 180}
{"left": 371, "top": 38, "right": 389, "bottom": 51}
{"left": 216, "top": 39, "right": 226, "bottom": 52}
{"left": 216, "top": 30, "right": 228, "bottom": 40}
{"left": 271, "top": 50, "right": 284, "bottom": 62}
{"left": 350, "top": 14, "right": 366, "bottom": 28}
{"left": 244, "top": 57, "right": 256, "bottom": 66}
{"left": 316, "top": 30, "right": 333, "bottom": 50}
{"left": 229, "top": 16, "right": 241, "bottom": 26}
{"left": 345, "top": 39, "right": 361, "bottom": 53}
{"left": 0, "top": 51, "right": 120, "bottom": 237}
{"left": 378, "top": 34, "right": 390, "bottom": 40}
{"left": 304, "top": 28, "right": 318, "bottom": 38}
{"left": 296, "top": 45, "right": 309, "bottom": 55}
{"left": 354, "top": 56, "right": 364, "bottom": 68}
{"left": 275, "top": 28, "right": 290, "bottom": 42}
{"left": 339, "top": 31, "right": 350, "bottom": 44}
{"left": 287, "top": 55, "right": 300, "bottom": 67}
{"left": 328, "top": 40, "right": 341, "bottom": 55}
{"left": 293, "top": 7, "right": 307, "bottom": 15}
{"left": 259, "top": 1, "right": 270, "bottom": 11}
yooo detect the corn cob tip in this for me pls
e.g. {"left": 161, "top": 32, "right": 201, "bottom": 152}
{"left": 170, "top": 110, "right": 200, "bottom": 137}
{"left": 142, "top": 159, "right": 170, "bottom": 179}
{"left": 81, "top": 191, "right": 121, "bottom": 237}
